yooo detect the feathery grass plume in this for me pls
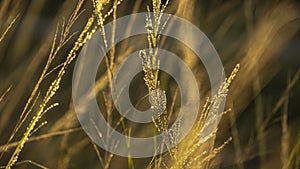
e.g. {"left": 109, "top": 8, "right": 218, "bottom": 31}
{"left": 199, "top": 64, "right": 240, "bottom": 143}
{"left": 168, "top": 64, "right": 240, "bottom": 169}
{"left": 5, "top": 0, "right": 124, "bottom": 168}
{"left": 139, "top": 0, "right": 170, "bottom": 131}
{"left": 41, "top": 1, "right": 126, "bottom": 167}
{"left": 3, "top": 0, "right": 107, "bottom": 167}
{"left": 140, "top": 0, "right": 169, "bottom": 90}
{"left": 140, "top": 1, "right": 173, "bottom": 168}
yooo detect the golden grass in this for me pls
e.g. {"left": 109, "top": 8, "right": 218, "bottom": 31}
{"left": 0, "top": 0, "right": 299, "bottom": 168}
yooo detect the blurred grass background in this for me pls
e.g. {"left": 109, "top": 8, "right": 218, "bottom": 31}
{"left": 0, "top": 0, "right": 299, "bottom": 168}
